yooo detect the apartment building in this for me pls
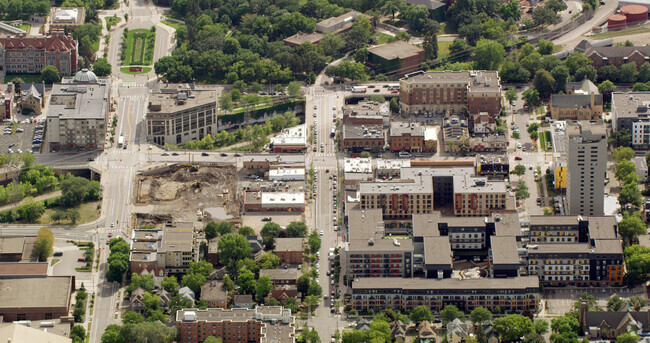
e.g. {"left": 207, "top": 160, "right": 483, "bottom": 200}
{"left": 584, "top": 45, "right": 650, "bottom": 69}
{"left": 526, "top": 216, "right": 624, "bottom": 287}
{"left": 200, "top": 281, "right": 228, "bottom": 308}
{"left": 341, "top": 124, "right": 385, "bottom": 151}
{"left": 175, "top": 307, "right": 295, "bottom": 343}
{"left": 259, "top": 269, "right": 301, "bottom": 286}
{"left": 612, "top": 92, "right": 650, "bottom": 149}
{"left": 129, "top": 222, "right": 195, "bottom": 275}
{"left": 389, "top": 122, "right": 427, "bottom": 152}
{"left": 0, "top": 30, "right": 78, "bottom": 77}
{"left": 349, "top": 276, "right": 539, "bottom": 314}
{"left": 145, "top": 84, "right": 217, "bottom": 146}
{"left": 345, "top": 208, "right": 414, "bottom": 279}
{"left": 550, "top": 121, "right": 569, "bottom": 190}
{"left": 273, "top": 238, "right": 305, "bottom": 265}
{"left": 359, "top": 177, "right": 434, "bottom": 219}
{"left": 453, "top": 174, "right": 508, "bottom": 216}
{"left": 399, "top": 71, "right": 502, "bottom": 116}
{"left": 46, "top": 69, "right": 111, "bottom": 152}
{"left": 566, "top": 121, "right": 607, "bottom": 216}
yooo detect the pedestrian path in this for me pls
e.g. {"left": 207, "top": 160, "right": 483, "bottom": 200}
{"left": 121, "top": 95, "right": 145, "bottom": 100}
{"left": 311, "top": 153, "right": 336, "bottom": 157}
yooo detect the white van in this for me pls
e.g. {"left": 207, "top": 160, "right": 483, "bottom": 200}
{"left": 398, "top": 151, "right": 411, "bottom": 158}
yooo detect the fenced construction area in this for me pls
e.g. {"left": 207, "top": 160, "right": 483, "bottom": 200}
{"left": 121, "top": 28, "right": 156, "bottom": 65}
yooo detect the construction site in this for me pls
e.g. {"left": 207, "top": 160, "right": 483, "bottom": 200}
{"left": 133, "top": 163, "right": 240, "bottom": 226}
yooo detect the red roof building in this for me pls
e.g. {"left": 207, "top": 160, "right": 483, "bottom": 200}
{"left": 0, "top": 30, "right": 78, "bottom": 76}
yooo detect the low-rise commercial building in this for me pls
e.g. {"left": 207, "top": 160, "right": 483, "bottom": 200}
{"left": 389, "top": 122, "right": 426, "bottom": 152}
{"left": 375, "top": 159, "right": 410, "bottom": 179}
{"left": 584, "top": 45, "right": 650, "bottom": 69}
{"left": 243, "top": 191, "right": 305, "bottom": 213}
{"left": 129, "top": 222, "right": 195, "bottom": 275}
{"left": 175, "top": 307, "right": 295, "bottom": 343}
{"left": 0, "top": 317, "right": 73, "bottom": 342}
{"left": 399, "top": 71, "right": 502, "bottom": 116}
{"left": 476, "top": 155, "right": 509, "bottom": 180}
{"left": 342, "top": 101, "right": 389, "bottom": 127}
{"left": 270, "top": 124, "right": 307, "bottom": 153}
{"left": 0, "top": 236, "right": 38, "bottom": 262}
{"left": 349, "top": 276, "right": 539, "bottom": 314}
{"left": 341, "top": 124, "right": 384, "bottom": 152}
{"left": 283, "top": 11, "right": 372, "bottom": 47}
{"left": 0, "top": 276, "right": 75, "bottom": 322}
{"left": 46, "top": 69, "right": 111, "bottom": 152}
{"left": 367, "top": 40, "right": 425, "bottom": 76}
{"left": 268, "top": 168, "right": 305, "bottom": 181}
{"left": 0, "top": 85, "right": 11, "bottom": 120}
{"left": 273, "top": 238, "right": 305, "bottom": 265}
{"left": 49, "top": 7, "right": 85, "bottom": 31}
{"left": 145, "top": 83, "right": 217, "bottom": 146}
{"left": 243, "top": 155, "right": 305, "bottom": 178}
{"left": 634, "top": 156, "right": 648, "bottom": 182}
{"left": 344, "top": 158, "right": 373, "bottom": 184}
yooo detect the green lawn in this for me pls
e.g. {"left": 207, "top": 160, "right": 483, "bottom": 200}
{"left": 374, "top": 32, "right": 394, "bottom": 44}
{"left": 161, "top": 19, "right": 182, "bottom": 29}
{"left": 590, "top": 24, "right": 650, "bottom": 39}
{"left": 17, "top": 23, "right": 30, "bottom": 33}
{"left": 91, "top": 38, "right": 99, "bottom": 53}
{"left": 438, "top": 40, "right": 452, "bottom": 58}
{"left": 120, "top": 66, "right": 152, "bottom": 75}
{"left": 122, "top": 29, "right": 156, "bottom": 66}
{"left": 38, "top": 201, "right": 101, "bottom": 225}
{"left": 4, "top": 74, "right": 41, "bottom": 83}
{"left": 105, "top": 15, "right": 121, "bottom": 29}
{"left": 439, "top": 22, "right": 458, "bottom": 35}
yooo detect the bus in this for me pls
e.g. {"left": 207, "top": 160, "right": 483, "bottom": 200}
{"left": 118, "top": 135, "right": 124, "bottom": 148}
{"left": 387, "top": 84, "right": 399, "bottom": 90}
{"left": 351, "top": 86, "right": 366, "bottom": 93}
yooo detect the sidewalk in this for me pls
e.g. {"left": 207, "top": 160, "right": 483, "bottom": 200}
{"left": 0, "top": 190, "right": 61, "bottom": 212}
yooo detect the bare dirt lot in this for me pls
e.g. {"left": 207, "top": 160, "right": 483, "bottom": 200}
{"left": 134, "top": 164, "right": 239, "bottom": 224}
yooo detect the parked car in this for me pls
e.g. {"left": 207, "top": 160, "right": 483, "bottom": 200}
{"left": 514, "top": 156, "right": 522, "bottom": 160}
{"left": 201, "top": 152, "right": 209, "bottom": 156}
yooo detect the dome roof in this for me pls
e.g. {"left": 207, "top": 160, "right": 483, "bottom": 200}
{"left": 73, "top": 68, "right": 98, "bottom": 83}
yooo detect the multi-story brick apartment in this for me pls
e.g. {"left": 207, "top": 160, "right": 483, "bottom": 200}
{"left": 0, "top": 30, "right": 78, "bottom": 77}
{"left": 45, "top": 69, "right": 111, "bottom": 152}
{"left": 399, "top": 71, "right": 501, "bottom": 116}
{"left": 259, "top": 269, "right": 301, "bottom": 287}
{"left": 565, "top": 121, "right": 607, "bottom": 216}
{"left": 273, "top": 238, "right": 305, "bottom": 265}
{"left": 452, "top": 174, "right": 508, "bottom": 216}
{"left": 345, "top": 208, "right": 415, "bottom": 279}
{"left": 359, "top": 177, "right": 434, "bottom": 219}
{"left": 349, "top": 276, "right": 539, "bottom": 314}
{"left": 129, "top": 222, "right": 195, "bottom": 276}
{"left": 341, "top": 124, "right": 385, "bottom": 152}
{"left": 389, "top": 122, "right": 427, "bottom": 153}
{"left": 526, "top": 216, "right": 624, "bottom": 287}
{"left": 583, "top": 45, "right": 650, "bottom": 69}
{"left": 0, "top": 276, "right": 75, "bottom": 322}
{"left": 145, "top": 83, "right": 217, "bottom": 146}
{"left": 366, "top": 40, "right": 425, "bottom": 76}
{"left": 175, "top": 307, "right": 295, "bottom": 343}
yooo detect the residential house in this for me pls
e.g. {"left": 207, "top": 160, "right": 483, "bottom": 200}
{"left": 418, "top": 321, "right": 436, "bottom": 342}
{"left": 447, "top": 318, "right": 471, "bottom": 343}
{"left": 20, "top": 83, "right": 44, "bottom": 115}
{"left": 471, "top": 112, "right": 496, "bottom": 134}
{"left": 579, "top": 301, "right": 650, "bottom": 339}
{"left": 179, "top": 286, "right": 195, "bottom": 303}
{"left": 201, "top": 281, "right": 228, "bottom": 308}
{"left": 130, "top": 288, "right": 146, "bottom": 313}
{"left": 267, "top": 285, "right": 299, "bottom": 303}
{"left": 259, "top": 268, "right": 301, "bottom": 286}
{"left": 233, "top": 294, "right": 253, "bottom": 309}
{"left": 390, "top": 320, "right": 407, "bottom": 342}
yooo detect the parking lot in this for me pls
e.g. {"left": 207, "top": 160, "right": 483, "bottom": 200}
{"left": 241, "top": 213, "right": 304, "bottom": 233}
{"left": 544, "top": 287, "right": 645, "bottom": 314}
{"left": 51, "top": 239, "right": 95, "bottom": 289}
{"left": 0, "top": 122, "right": 41, "bottom": 154}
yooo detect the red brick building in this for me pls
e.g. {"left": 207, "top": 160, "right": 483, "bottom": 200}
{"left": 367, "top": 40, "right": 425, "bottom": 76}
{"left": 0, "top": 276, "right": 75, "bottom": 322}
{"left": 399, "top": 71, "right": 501, "bottom": 116}
{"left": 273, "top": 238, "right": 305, "bottom": 265}
{"left": 175, "top": 307, "right": 295, "bottom": 343}
{"left": 584, "top": 46, "right": 650, "bottom": 69}
{"left": 389, "top": 122, "right": 426, "bottom": 152}
{"left": 0, "top": 30, "right": 78, "bottom": 76}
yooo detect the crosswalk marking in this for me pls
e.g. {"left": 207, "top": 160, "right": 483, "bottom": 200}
{"left": 311, "top": 153, "right": 336, "bottom": 157}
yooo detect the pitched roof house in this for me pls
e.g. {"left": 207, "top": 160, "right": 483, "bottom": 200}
{"left": 579, "top": 300, "right": 650, "bottom": 339}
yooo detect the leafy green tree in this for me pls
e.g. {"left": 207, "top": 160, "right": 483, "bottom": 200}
{"left": 449, "top": 38, "right": 472, "bottom": 61}
{"left": 410, "top": 305, "right": 433, "bottom": 325}
{"left": 551, "top": 65, "right": 570, "bottom": 92}
{"left": 534, "top": 319, "right": 549, "bottom": 335}
{"left": 607, "top": 294, "right": 626, "bottom": 311}
{"left": 237, "top": 267, "right": 256, "bottom": 295}
{"left": 382, "top": 0, "right": 405, "bottom": 20}
{"left": 505, "top": 89, "right": 518, "bottom": 103}
{"left": 258, "top": 252, "right": 280, "bottom": 269}
{"left": 533, "top": 6, "right": 558, "bottom": 27}
{"left": 296, "top": 274, "right": 310, "bottom": 294}
{"left": 286, "top": 221, "right": 308, "bottom": 237}
{"left": 441, "top": 305, "right": 464, "bottom": 325}
{"left": 223, "top": 274, "right": 235, "bottom": 292}
{"left": 639, "top": 62, "right": 650, "bottom": 82}
{"left": 127, "top": 273, "right": 155, "bottom": 293}
{"left": 470, "top": 307, "right": 492, "bottom": 324}
{"left": 522, "top": 89, "right": 540, "bottom": 106}
{"left": 34, "top": 226, "right": 54, "bottom": 261}
{"left": 218, "top": 234, "right": 252, "bottom": 270}
{"left": 609, "top": 129, "right": 632, "bottom": 148}
{"left": 369, "top": 95, "right": 385, "bottom": 103}
{"left": 230, "top": 89, "right": 241, "bottom": 102}
{"left": 617, "top": 332, "right": 640, "bottom": 343}
{"left": 216, "top": 221, "right": 235, "bottom": 236}
{"left": 161, "top": 276, "right": 180, "bottom": 294}
{"left": 524, "top": 333, "right": 546, "bottom": 343}
{"left": 499, "top": 0, "right": 522, "bottom": 21}
{"left": 204, "top": 221, "right": 219, "bottom": 240}
{"left": 599, "top": 65, "right": 620, "bottom": 83}
{"left": 41, "top": 65, "right": 61, "bottom": 84}
{"left": 70, "top": 325, "right": 86, "bottom": 343}
{"left": 66, "top": 208, "right": 81, "bottom": 225}
{"left": 308, "top": 279, "right": 322, "bottom": 297}
{"left": 599, "top": 80, "right": 616, "bottom": 103}
{"left": 621, "top": 62, "right": 639, "bottom": 83}
{"left": 390, "top": 98, "right": 400, "bottom": 113}
{"left": 181, "top": 272, "right": 207, "bottom": 294}
{"left": 473, "top": 39, "right": 505, "bottom": 70}
{"left": 616, "top": 160, "right": 637, "bottom": 182}
{"left": 308, "top": 231, "right": 321, "bottom": 253}
{"left": 237, "top": 226, "right": 255, "bottom": 236}
{"left": 287, "top": 82, "right": 301, "bottom": 97}
{"left": 256, "top": 275, "right": 273, "bottom": 302}
{"left": 533, "top": 69, "right": 556, "bottom": 99}
{"left": 516, "top": 182, "right": 530, "bottom": 200}
{"left": 17, "top": 197, "right": 45, "bottom": 222}
{"left": 261, "top": 222, "right": 282, "bottom": 248}
{"left": 614, "top": 147, "right": 635, "bottom": 162}
{"left": 493, "top": 315, "right": 535, "bottom": 341}
{"left": 538, "top": 39, "right": 554, "bottom": 55}
{"left": 320, "top": 34, "right": 346, "bottom": 56}
{"left": 423, "top": 31, "right": 438, "bottom": 61}
{"left": 619, "top": 212, "right": 645, "bottom": 245}
{"left": 101, "top": 324, "right": 124, "bottom": 343}
{"left": 325, "top": 61, "right": 366, "bottom": 81}
{"left": 512, "top": 165, "right": 526, "bottom": 177}
{"left": 345, "top": 16, "right": 372, "bottom": 50}
{"left": 550, "top": 314, "right": 579, "bottom": 343}
{"left": 628, "top": 295, "right": 646, "bottom": 311}
{"left": 93, "top": 58, "right": 112, "bottom": 76}
{"left": 218, "top": 93, "right": 234, "bottom": 113}
{"left": 204, "top": 337, "right": 223, "bottom": 343}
